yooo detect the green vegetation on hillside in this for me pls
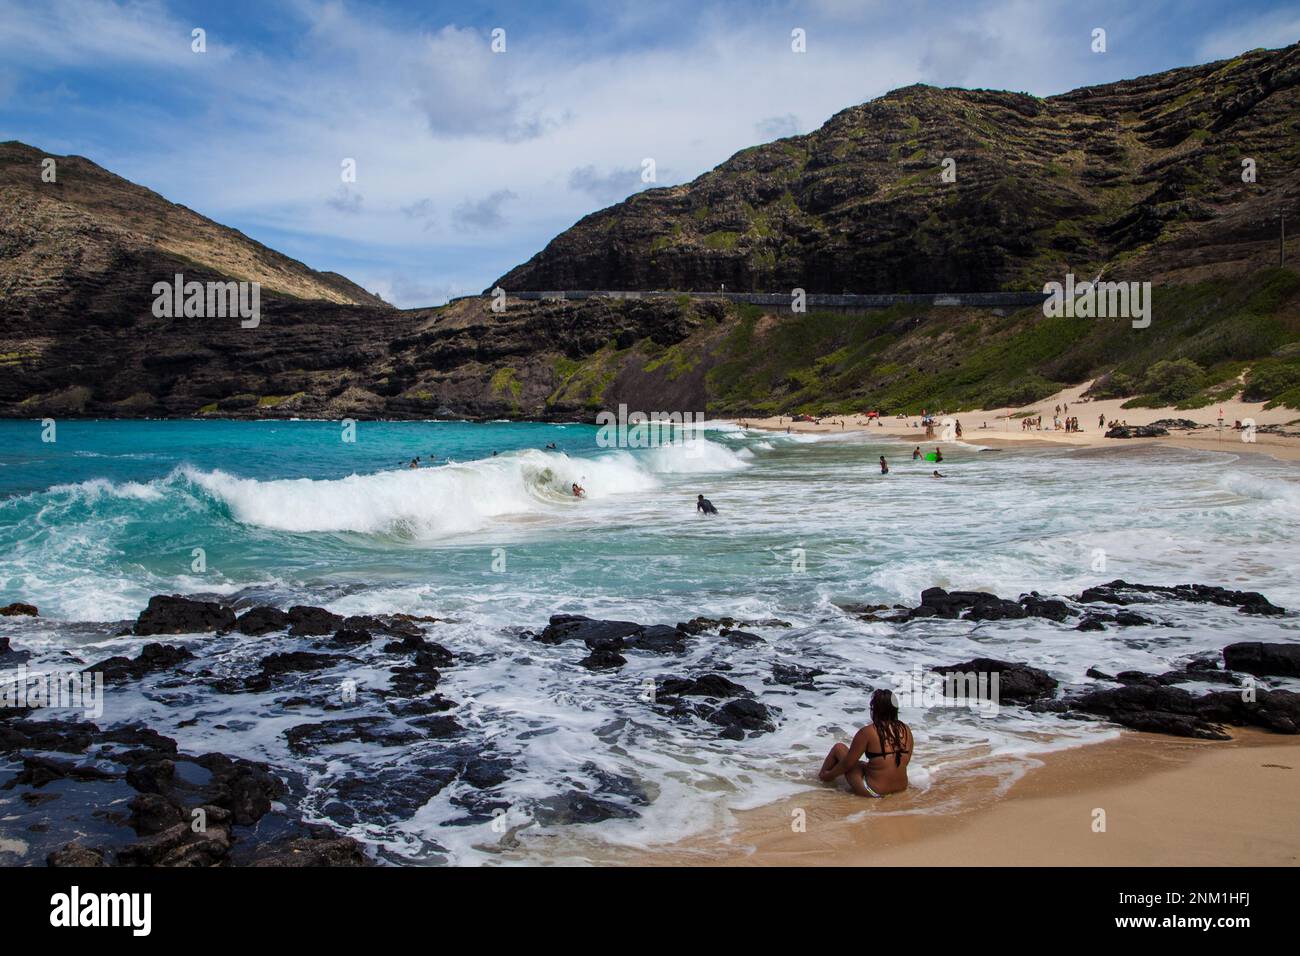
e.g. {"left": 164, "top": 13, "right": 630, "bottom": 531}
{"left": 698, "top": 267, "right": 1300, "bottom": 416}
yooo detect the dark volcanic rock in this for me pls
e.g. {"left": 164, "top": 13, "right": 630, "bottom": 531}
{"left": 1074, "top": 609, "right": 1156, "bottom": 629}
{"left": 284, "top": 718, "right": 423, "bottom": 754}
{"left": 892, "top": 587, "right": 1079, "bottom": 623}
{"left": 772, "top": 663, "right": 825, "bottom": 689}
{"left": 578, "top": 647, "right": 627, "bottom": 670}
{"left": 658, "top": 673, "right": 750, "bottom": 698}
{"left": 532, "top": 793, "right": 637, "bottom": 826}
{"left": 538, "top": 615, "right": 688, "bottom": 654}
{"left": 382, "top": 634, "right": 454, "bottom": 666}
{"left": 933, "top": 658, "right": 1058, "bottom": 702}
{"left": 329, "top": 627, "right": 374, "bottom": 647}
{"left": 706, "top": 698, "right": 777, "bottom": 739}
{"left": 133, "top": 595, "right": 235, "bottom": 635}
{"left": 3, "top": 754, "right": 118, "bottom": 788}
{"left": 287, "top": 605, "right": 345, "bottom": 636}
{"left": 539, "top": 615, "right": 642, "bottom": 646}
{"left": 0, "top": 602, "right": 38, "bottom": 617}
{"left": 0, "top": 718, "right": 97, "bottom": 754}
{"left": 1223, "top": 642, "right": 1300, "bottom": 677}
{"left": 117, "top": 821, "right": 232, "bottom": 867}
{"left": 1077, "top": 580, "right": 1285, "bottom": 616}
{"left": 719, "top": 629, "right": 765, "bottom": 646}
{"left": 89, "top": 643, "right": 194, "bottom": 683}
{"left": 248, "top": 834, "right": 370, "bottom": 867}
{"left": 258, "top": 651, "right": 346, "bottom": 675}
{"left": 460, "top": 757, "right": 512, "bottom": 789}
{"left": 47, "top": 843, "right": 105, "bottom": 867}
{"left": 3, "top": 709, "right": 362, "bottom": 866}
{"left": 1051, "top": 684, "right": 1300, "bottom": 738}
{"left": 1019, "top": 593, "right": 1075, "bottom": 622}
{"left": 1105, "top": 424, "right": 1169, "bottom": 438}
{"left": 677, "top": 616, "right": 792, "bottom": 635}
{"left": 0, "top": 636, "right": 30, "bottom": 664}
{"left": 235, "top": 605, "right": 290, "bottom": 635}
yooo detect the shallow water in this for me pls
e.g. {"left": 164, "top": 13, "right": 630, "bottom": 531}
{"left": 2, "top": 419, "right": 1298, "bottom": 863}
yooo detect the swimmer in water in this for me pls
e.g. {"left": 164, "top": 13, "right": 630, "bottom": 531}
{"left": 932, "top": 470, "right": 944, "bottom": 478}
{"left": 697, "top": 494, "right": 718, "bottom": 515}
{"left": 911, "top": 447, "right": 921, "bottom": 460}
{"left": 933, "top": 448, "right": 943, "bottom": 463}
{"left": 571, "top": 482, "right": 585, "bottom": 498}
{"left": 879, "top": 456, "right": 889, "bottom": 474}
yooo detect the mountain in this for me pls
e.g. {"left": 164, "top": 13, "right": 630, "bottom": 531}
{"left": 497, "top": 44, "right": 1300, "bottom": 294}
{"left": 2, "top": 45, "right": 1299, "bottom": 422}
{"left": 0, "top": 142, "right": 385, "bottom": 309}
{"left": 0, "top": 141, "right": 411, "bottom": 417}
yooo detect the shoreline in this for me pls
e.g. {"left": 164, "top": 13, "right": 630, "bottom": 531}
{"left": 733, "top": 378, "right": 1300, "bottom": 464}
{"left": 620, "top": 728, "right": 1300, "bottom": 866}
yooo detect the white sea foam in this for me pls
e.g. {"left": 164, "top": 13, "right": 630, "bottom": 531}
{"left": 179, "top": 442, "right": 747, "bottom": 536}
{"left": 7, "top": 424, "right": 1300, "bottom": 865}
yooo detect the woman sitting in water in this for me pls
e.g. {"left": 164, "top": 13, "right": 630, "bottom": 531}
{"left": 818, "top": 689, "right": 913, "bottom": 798}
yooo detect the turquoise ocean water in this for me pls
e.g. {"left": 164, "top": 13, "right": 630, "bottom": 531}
{"left": 2, "top": 419, "right": 1299, "bottom": 861}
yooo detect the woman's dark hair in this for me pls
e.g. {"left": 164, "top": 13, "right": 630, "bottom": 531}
{"left": 870, "top": 689, "right": 908, "bottom": 765}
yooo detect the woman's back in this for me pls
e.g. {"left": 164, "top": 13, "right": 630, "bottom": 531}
{"left": 864, "top": 721, "right": 912, "bottom": 795}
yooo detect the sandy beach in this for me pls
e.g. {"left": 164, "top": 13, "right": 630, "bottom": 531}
{"left": 737, "top": 380, "right": 1300, "bottom": 463}
{"left": 701, "top": 389, "right": 1300, "bottom": 867}
{"left": 622, "top": 729, "right": 1300, "bottom": 867}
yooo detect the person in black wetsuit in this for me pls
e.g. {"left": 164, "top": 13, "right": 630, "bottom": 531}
{"left": 697, "top": 494, "right": 718, "bottom": 515}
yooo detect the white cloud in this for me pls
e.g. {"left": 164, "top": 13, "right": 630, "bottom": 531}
{"left": 452, "top": 189, "right": 517, "bottom": 232}
{"left": 2, "top": 0, "right": 1283, "bottom": 298}
{"left": 568, "top": 164, "right": 650, "bottom": 203}
{"left": 0, "top": 0, "right": 232, "bottom": 66}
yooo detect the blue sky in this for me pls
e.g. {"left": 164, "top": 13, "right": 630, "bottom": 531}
{"left": 1, "top": 0, "right": 1297, "bottom": 306}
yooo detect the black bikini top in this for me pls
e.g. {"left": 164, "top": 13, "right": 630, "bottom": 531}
{"left": 866, "top": 724, "right": 912, "bottom": 766}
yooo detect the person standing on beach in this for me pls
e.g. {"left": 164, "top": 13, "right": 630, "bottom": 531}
{"left": 819, "top": 689, "right": 913, "bottom": 798}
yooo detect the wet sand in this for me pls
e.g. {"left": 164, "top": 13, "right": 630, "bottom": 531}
{"left": 628, "top": 730, "right": 1300, "bottom": 866}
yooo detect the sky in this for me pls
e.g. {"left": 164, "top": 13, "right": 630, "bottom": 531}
{"left": 1, "top": 0, "right": 1297, "bottom": 307}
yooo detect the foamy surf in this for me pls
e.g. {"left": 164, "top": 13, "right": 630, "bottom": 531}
{"left": 3, "top": 419, "right": 1299, "bottom": 865}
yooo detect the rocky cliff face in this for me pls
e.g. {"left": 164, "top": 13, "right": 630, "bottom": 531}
{"left": 496, "top": 43, "right": 1300, "bottom": 294}
{"left": 2, "top": 45, "right": 1298, "bottom": 421}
